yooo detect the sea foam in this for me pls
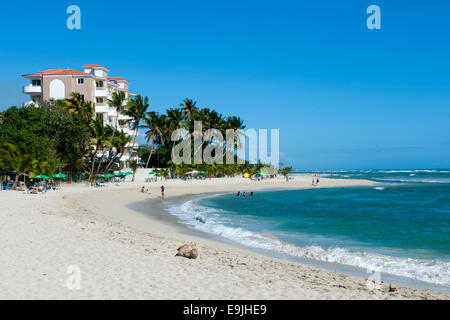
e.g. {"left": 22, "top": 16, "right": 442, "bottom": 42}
{"left": 167, "top": 198, "right": 450, "bottom": 286}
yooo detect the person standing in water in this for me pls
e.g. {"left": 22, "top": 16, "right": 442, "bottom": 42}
{"left": 161, "top": 185, "right": 166, "bottom": 199}
{"left": 237, "top": 191, "right": 241, "bottom": 197}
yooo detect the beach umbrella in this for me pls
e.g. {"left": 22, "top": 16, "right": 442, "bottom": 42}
{"left": 32, "top": 174, "right": 50, "bottom": 180}
{"left": 149, "top": 171, "right": 158, "bottom": 175}
{"left": 186, "top": 170, "right": 199, "bottom": 175}
{"left": 124, "top": 172, "right": 133, "bottom": 176}
{"left": 114, "top": 172, "right": 125, "bottom": 177}
{"left": 51, "top": 173, "right": 67, "bottom": 180}
{"left": 256, "top": 172, "right": 263, "bottom": 176}
{"left": 94, "top": 174, "right": 105, "bottom": 179}
{"left": 104, "top": 174, "right": 115, "bottom": 179}
{"left": 198, "top": 171, "right": 206, "bottom": 174}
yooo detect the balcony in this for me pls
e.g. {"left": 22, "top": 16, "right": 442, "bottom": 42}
{"left": 123, "top": 128, "right": 135, "bottom": 136}
{"left": 95, "top": 105, "right": 109, "bottom": 113}
{"left": 23, "top": 85, "right": 42, "bottom": 94}
{"left": 126, "top": 141, "right": 139, "bottom": 149}
{"left": 95, "top": 88, "right": 108, "bottom": 97}
{"left": 108, "top": 108, "right": 118, "bottom": 117}
{"left": 23, "top": 100, "right": 40, "bottom": 107}
{"left": 118, "top": 114, "right": 132, "bottom": 121}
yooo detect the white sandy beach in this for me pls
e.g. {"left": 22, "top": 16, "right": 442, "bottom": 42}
{"left": 0, "top": 174, "right": 448, "bottom": 300}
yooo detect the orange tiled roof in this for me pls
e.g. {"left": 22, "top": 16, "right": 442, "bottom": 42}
{"left": 108, "top": 77, "right": 128, "bottom": 82}
{"left": 83, "top": 64, "right": 108, "bottom": 69}
{"left": 37, "top": 69, "right": 89, "bottom": 76}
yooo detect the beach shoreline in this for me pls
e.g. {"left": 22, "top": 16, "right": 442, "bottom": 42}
{"left": 150, "top": 192, "right": 450, "bottom": 295}
{"left": 1, "top": 174, "right": 449, "bottom": 299}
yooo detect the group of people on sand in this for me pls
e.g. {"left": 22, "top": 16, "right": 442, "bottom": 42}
{"left": 237, "top": 191, "right": 254, "bottom": 198}
{"left": 141, "top": 185, "right": 166, "bottom": 199}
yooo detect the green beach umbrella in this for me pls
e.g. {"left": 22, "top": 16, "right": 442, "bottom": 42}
{"left": 198, "top": 171, "right": 206, "bottom": 174}
{"left": 123, "top": 172, "right": 133, "bottom": 176}
{"left": 149, "top": 171, "right": 158, "bottom": 175}
{"left": 32, "top": 174, "right": 50, "bottom": 180}
{"left": 103, "top": 174, "right": 115, "bottom": 179}
{"left": 51, "top": 173, "right": 67, "bottom": 180}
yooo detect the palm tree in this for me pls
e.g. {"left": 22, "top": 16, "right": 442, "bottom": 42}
{"left": 64, "top": 92, "right": 93, "bottom": 122}
{"left": 141, "top": 112, "right": 166, "bottom": 168}
{"left": 0, "top": 142, "right": 32, "bottom": 189}
{"left": 104, "top": 129, "right": 132, "bottom": 173}
{"left": 89, "top": 117, "right": 111, "bottom": 174}
{"left": 225, "top": 116, "right": 246, "bottom": 155}
{"left": 128, "top": 159, "right": 138, "bottom": 182}
{"left": 156, "top": 168, "right": 169, "bottom": 180}
{"left": 279, "top": 166, "right": 293, "bottom": 177}
{"left": 123, "top": 95, "right": 149, "bottom": 162}
{"left": 107, "top": 91, "right": 126, "bottom": 130}
{"left": 180, "top": 98, "right": 198, "bottom": 120}
{"left": 165, "top": 108, "right": 186, "bottom": 135}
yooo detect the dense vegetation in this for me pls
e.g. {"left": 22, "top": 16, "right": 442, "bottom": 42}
{"left": 1, "top": 95, "right": 291, "bottom": 187}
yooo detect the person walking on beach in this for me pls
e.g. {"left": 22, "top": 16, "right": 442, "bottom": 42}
{"left": 161, "top": 185, "right": 165, "bottom": 199}
{"left": 312, "top": 178, "right": 315, "bottom": 186}
{"left": 243, "top": 192, "right": 247, "bottom": 198}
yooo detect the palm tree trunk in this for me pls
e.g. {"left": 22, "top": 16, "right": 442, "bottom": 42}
{"left": 105, "top": 151, "right": 123, "bottom": 173}
{"left": 127, "top": 122, "right": 139, "bottom": 168}
{"left": 145, "top": 143, "right": 155, "bottom": 168}
{"left": 96, "top": 147, "right": 108, "bottom": 173}
{"left": 90, "top": 150, "right": 97, "bottom": 175}
{"left": 101, "top": 111, "right": 120, "bottom": 173}
{"left": 103, "top": 151, "right": 116, "bottom": 173}
{"left": 13, "top": 174, "right": 19, "bottom": 190}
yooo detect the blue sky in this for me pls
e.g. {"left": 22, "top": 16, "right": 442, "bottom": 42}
{"left": 0, "top": 0, "right": 449, "bottom": 170}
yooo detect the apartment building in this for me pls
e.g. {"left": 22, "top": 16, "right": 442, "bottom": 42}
{"left": 22, "top": 64, "right": 139, "bottom": 165}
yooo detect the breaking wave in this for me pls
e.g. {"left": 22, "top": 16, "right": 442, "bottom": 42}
{"left": 167, "top": 198, "right": 450, "bottom": 286}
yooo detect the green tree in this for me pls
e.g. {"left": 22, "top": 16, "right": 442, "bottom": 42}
{"left": 180, "top": 98, "right": 198, "bottom": 120}
{"left": 0, "top": 142, "right": 32, "bottom": 189}
{"left": 124, "top": 94, "right": 149, "bottom": 165}
{"left": 279, "top": 166, "right": 293, "bottom": 177}
{"left": 128, "top": 159, "right": 138, "bottom": 182}
{"left": 141, "top": 112, "right": 166, "bottom": 168}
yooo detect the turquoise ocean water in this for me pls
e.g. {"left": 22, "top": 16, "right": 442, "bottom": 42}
{"left": 166, "top": 170, "right": 450, "bottom": 286}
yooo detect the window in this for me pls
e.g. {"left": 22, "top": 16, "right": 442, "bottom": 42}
{"left": 32, "top": 79, "right": 41, "bottom": 86}
{"left": 77, "top": 78, "right": 84, "bottom": 85}
{"left": 80, "top": 94, "right": 85, "bottom": 101}
{"left": 96, "top": 81, "right": 104, "bottom": 88}
{"left": 96, "top": 97, "right": 104, "bottom": 104}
